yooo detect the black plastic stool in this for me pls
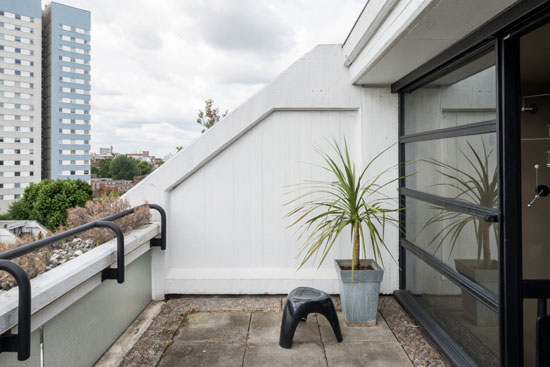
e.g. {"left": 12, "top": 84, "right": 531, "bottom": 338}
{"left": 279, "top": 287, "right": 343, "bottom": 349}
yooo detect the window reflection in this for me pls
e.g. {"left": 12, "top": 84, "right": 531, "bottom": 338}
{"left": 403, "top": 48, "right": 499, "bottom": 367}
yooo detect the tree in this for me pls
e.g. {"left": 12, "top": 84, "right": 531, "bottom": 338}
{"left": 98, "top": 158, "right": 112, "bottom": 178}
{"left": 5, "top": 179, "right": 92, "bottom": 231}
{"left": 176, "top": 146, "right": 183, "bottom": 152}
{"left": 5, "top": 198, "right": 30, "bottom": 220}
{"left": 91, "top": 165, "right": 99, "bottom": 176}
{"left": 110, "top": 155, "right": 138, "bottom": 180}
{"left": 196, "top": 99, "right": 228, "bottom": 133}
{"left": 137, "top": 160, "right": 153, "bottom": 176}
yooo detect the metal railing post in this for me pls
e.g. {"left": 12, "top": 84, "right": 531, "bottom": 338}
{"left": 95, "top": 221, "right": 125, "bottom": 283}
{"left": 148, "top": 204, "right": 166, "bottom": 250}
{"left": 0, "top": 260, "right": 31, "bottom": 361}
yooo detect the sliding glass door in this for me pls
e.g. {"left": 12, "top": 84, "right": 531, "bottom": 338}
{"left": 398, "top": 47, "right": 500, "bottom": 367}
{"left": 394, "top": 3, "right": 549, "bottom": 366}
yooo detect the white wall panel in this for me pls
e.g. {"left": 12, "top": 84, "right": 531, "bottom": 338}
{"left": 125, "top": 45, "right": 402, "bottom": 296}
{"left": 167, "top": 111, "right": 360, "bottom": 294}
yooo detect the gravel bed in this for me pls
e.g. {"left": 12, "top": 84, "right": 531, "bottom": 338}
{"left": 117, "top": 295, "right": 449, "bottom": 367}
{"left": 378, "top": 297, "right": 450, "bottom": 367}
{"left": 1, "top": 237, "right": 96, "bottom": 291}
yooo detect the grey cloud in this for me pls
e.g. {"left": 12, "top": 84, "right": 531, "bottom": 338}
{"left": 188, "top": 1, "right": 295, "bottom": 54}
{"left": 41, "top": 0, "right": 364, "bottom": 157}
{"left": 129, "top": 28, "right": 164, "bottom": 50}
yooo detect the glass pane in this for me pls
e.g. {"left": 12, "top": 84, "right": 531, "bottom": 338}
{"left": 406, "top": 251, "right": 499, "bottom": 366}
{"left": 405, "top": 196, "right": 499, "bottom": 295}
{"left": 404, "top": 133, "right": 498, "bottom": 207}
{"left": 520, "top": 23, "right": 550, "bottom": 367}
{"left": 404, "top": 48, "right": 496, "bottom": 135}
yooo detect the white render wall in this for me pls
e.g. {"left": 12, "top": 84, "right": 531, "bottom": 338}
{"left": 125, "top": 45, "right": 400, "bottom": 296}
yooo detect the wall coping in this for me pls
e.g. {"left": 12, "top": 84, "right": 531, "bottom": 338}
{"left": 0, "top": 223, "right": 161, "bottom": 334}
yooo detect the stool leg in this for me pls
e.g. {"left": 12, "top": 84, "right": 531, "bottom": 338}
{"left": 320, "top": 300, "right": 343, "bottom": 343}
{"left": 279, "top": 303, "right": 302, "bottom": 349}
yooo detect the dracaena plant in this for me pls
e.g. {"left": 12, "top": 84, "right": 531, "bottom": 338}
{"left": 422, "top": 138, "right": 498, "bottom": 268}
{"left": 284, "top": 139, "right": 403, "bottom": 275}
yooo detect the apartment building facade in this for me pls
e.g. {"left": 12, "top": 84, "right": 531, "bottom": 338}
{"left": 0, "top": 0, "right": 42, "bottom": 213}
{"left": 42, "top": 2, "right": 91, "bottom": 182}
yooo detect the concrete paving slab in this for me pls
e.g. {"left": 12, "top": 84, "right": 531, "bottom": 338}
{"left": 244, "top": 342, "right": 328, "bottom": 367}
{"left": 158, "top": 341, "right": 246, "bottom": 367}
{"left": 324, "top": 342, "right": 413, "bottom": 367}
{"left": 174, "top": 312, "right": 251, "bottom": 343}
{"left": 249, "top": 312, "right": 321, "bottom": 344}
{"left": 319, "top": 312, "right": 395, "bottom": 343}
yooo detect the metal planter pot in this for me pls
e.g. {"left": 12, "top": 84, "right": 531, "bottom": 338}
{"left": 455, "top": 259, "right": 498, "bottom": 326}
{"left": 335, "top": 259, "right": 384, "bottom": 326}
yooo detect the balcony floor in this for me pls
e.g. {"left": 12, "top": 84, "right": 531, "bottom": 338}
{"left": 100, "top": 296, "right": 449, "bottom": 367}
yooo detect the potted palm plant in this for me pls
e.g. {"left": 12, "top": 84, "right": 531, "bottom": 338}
{"left": 285, "top": 139, "right": 401, "bottom": 326}
{"left": 423, "top": 139, "right": 498, "bottom": 326}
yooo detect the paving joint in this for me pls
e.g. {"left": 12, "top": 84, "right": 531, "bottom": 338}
{"left": 317, "top": 315, "right": 330, "bottom": 367}
{"left": 241, "top": 312, "right": 252, "bottom": 367}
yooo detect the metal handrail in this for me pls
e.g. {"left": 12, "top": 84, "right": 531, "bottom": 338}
{"left": 0, "top": 203, "right": 166, "bottom": 260}
{"left": 0, "top": 203, "right": 166, "bottom": 360}
{"left": 0, "top": 260, "right": 31, "bottom": 361}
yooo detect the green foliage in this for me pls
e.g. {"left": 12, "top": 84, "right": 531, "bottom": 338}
{"left": 97, "top": 158, "right": 112, "bottom": 178}
{"left": 5, "top": 198, "right": 30, "bottom": 220}
{"left": 285, "top": 139, "right": 402, "bottom": 276}
{"left": 91, "top": 165, "right": 99, "bottom": 176}
{"left": 176, "top": 146, "right": 183, "bottom": 152}
{"left": 5, "top": 179, "right": 92, "bottom": 231}
{"left": 423, "top": 139, "right": 498, "bottom": 267}
{"left": 196, "top": 99, "right": 228, "bottom": 133}
{"left": 137, "top": 160, "right": 153, "bottom": 176}
{"left": 110, "top": 155, "right": 138, "bottom": 180}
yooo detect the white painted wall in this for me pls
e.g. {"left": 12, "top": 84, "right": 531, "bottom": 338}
{"left": 124, "top": 45, "right": 402, "bottom": 296}
{"left": 167, "top": 110, "right": 359, "bottom": 294}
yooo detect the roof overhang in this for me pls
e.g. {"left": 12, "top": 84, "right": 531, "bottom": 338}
{"left": 344, "top": 0, "right": 515, "bottom": 86}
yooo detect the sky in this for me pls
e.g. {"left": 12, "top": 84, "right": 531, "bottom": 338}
{"left": 43, "top": 0, "right": 365, "bottom": 158}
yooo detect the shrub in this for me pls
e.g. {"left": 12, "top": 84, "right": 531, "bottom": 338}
{"left": 1, "top": 197, "right": 151, "bottom": 291}
{"left": 62, "top": 197, "right": 150, "bottom": 245}
{"left": 5, "top": 179, "right": 93, "bottom": 231}
{"left": 0, "top": 234, "right": 49, "bottom": 290}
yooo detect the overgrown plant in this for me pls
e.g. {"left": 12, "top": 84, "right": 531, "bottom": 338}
{"left": 61, "top": 197, "right": 150, "bottom": 245}
{"left": 285, "top": 139, "right": 402, "bottom": 275}
{"left": 0, "top": 234, "right": 49, "bottom": 290}
{"left": 1, "top": 197, "right": 151, "bottom": 291}
{"left": 423, "top": 139, "right": 498, "bottom": 268}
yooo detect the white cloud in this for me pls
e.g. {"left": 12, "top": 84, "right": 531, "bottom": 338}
{"left": 43, "top": 0, "right": 365, "bottom": 157}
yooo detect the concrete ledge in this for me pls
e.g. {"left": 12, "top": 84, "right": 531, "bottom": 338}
{"left": 0, "top": 223, "right": 161, "bottom": 334}
{"left": 165, "top": 267, "right": 339, "bottom": 294}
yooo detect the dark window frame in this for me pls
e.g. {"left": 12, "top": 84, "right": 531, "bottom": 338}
{"left": 393, "top": 2, "right": 550, "bottom": 366}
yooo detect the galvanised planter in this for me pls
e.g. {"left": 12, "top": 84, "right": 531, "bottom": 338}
{"left": 455, "top": 259, "right": 498, "bottom": 326}
{"left": 335, "top": 259, "right": 383, "bottom": 326}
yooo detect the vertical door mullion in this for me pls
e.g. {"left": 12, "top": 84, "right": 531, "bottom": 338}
{"left": 398, "top": 93, "right": 406, "bottom": 289}
{"left": 497, "top": 34, "right": 523, "bottom": 367}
